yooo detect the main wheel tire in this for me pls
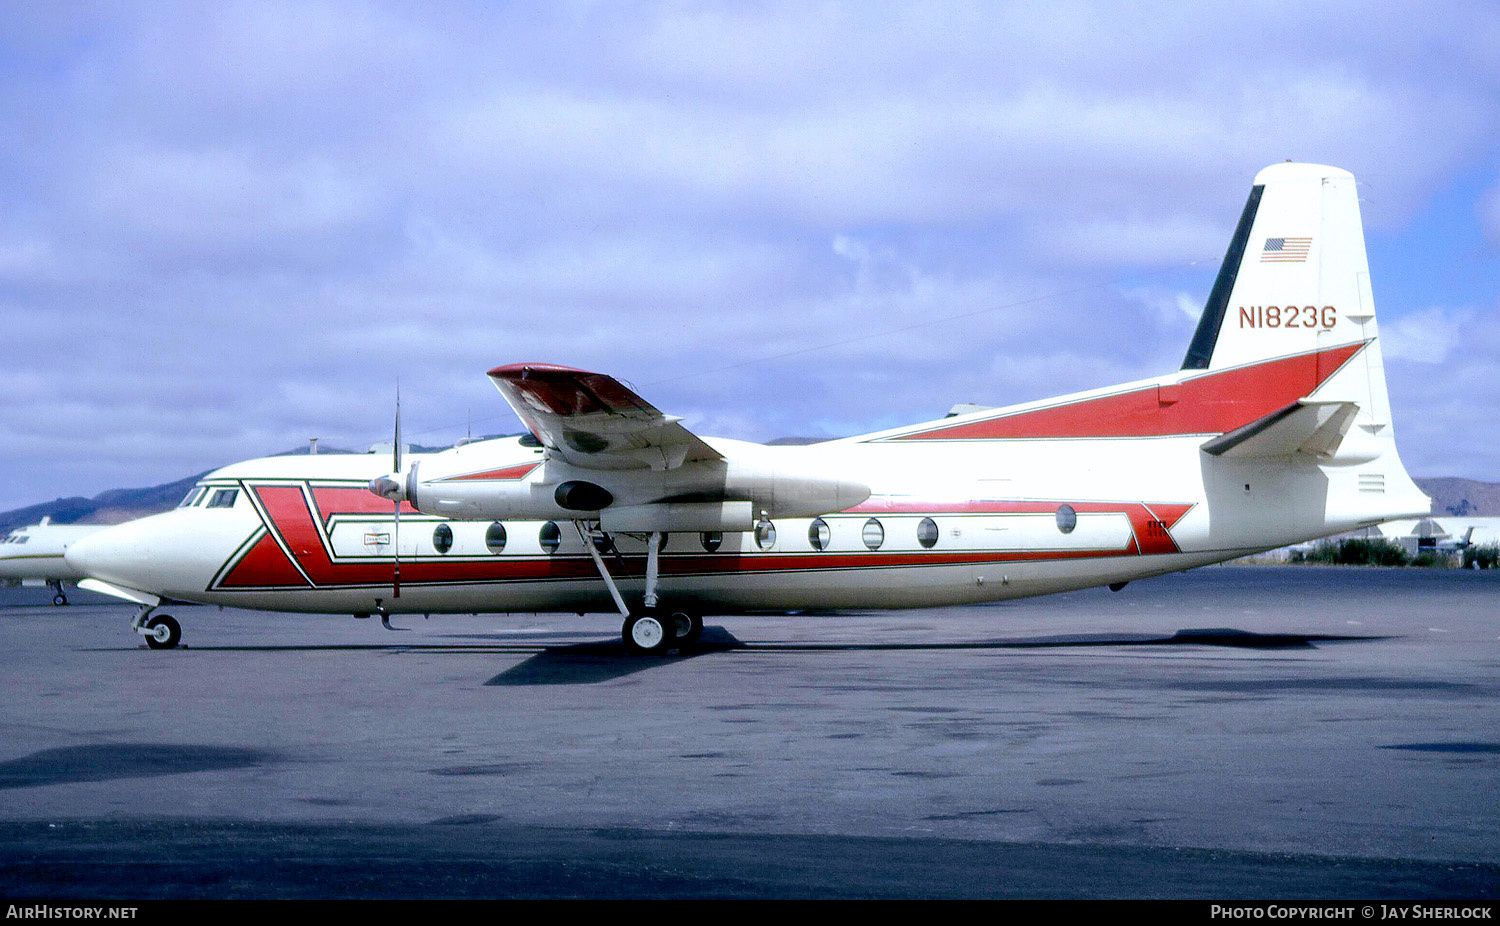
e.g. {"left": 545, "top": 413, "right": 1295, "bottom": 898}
{"left": 52, "top": 593, "right": 68, "bottom": 606}
{"left": 622, "top": 611, "right": 672, "bottom": 656}
{"left": 144, "top": 614, "right": 182, "bottom": 650}
{"left": 667, "top": 610, "right": 703, "bottom": 648}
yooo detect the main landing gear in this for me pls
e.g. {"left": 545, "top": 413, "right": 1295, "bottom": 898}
{"left": 622, "top": 607, "right": 705, "bottom": 656}
{"left": 132, "top": 606, "right": 182, "bottom": 650}
{"left": 575, "top": 521, "right": 704, "bottom": 657}
{"left": 48, "top": 579, "right": 68, "bottom": 606}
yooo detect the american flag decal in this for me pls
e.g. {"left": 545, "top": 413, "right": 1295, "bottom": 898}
{"left": 1261, "top": 236, "right": 1312, "bottom": 262}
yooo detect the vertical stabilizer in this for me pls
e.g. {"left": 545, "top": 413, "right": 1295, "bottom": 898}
{"left": 1185, "top": 162, "right": 1427, "bottom": 524}
{"left": 1183, "top": 163, "right": 1401, "bottom": 433}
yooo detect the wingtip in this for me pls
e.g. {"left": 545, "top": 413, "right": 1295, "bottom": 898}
{"left": 487, "top": 362, "right": 593, "bottom": 379}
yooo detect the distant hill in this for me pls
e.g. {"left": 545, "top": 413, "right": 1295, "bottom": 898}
{"left": 1413, "top": 478, "right": 1500, "bottom": 518}
{"left": 0, "top": 472, "right": 211, "bottom": 536}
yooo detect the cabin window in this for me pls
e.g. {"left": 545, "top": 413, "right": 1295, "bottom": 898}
{"left": 862, "top": 518, "right": 885, "bottom": 551}
{"left": 432, "top": 523, "right": 453, "bottom": 554}
{"left": 808, "top": 518, "right": 831, "bottom": 551}
{"left": 485, "top": 522, "right": 507, "bottom": 554}
{"left": 1056, "top": 504, "right": 1077, "bottom": 534}
{"left": 206, "top": 488, "right": 239, "bottom": 509}
{"left": 700, "top": 531, "right": 723, "bottom": 553}
{"left": 755, "top": 519, "right": 777, "bottom": 551}
{"left": 917, "top": 517, "right": 939, "bottom": 549}
{"left": 540, "top": 521, "right": 561, "bottom": 554}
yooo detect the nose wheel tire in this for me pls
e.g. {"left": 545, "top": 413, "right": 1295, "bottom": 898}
{"left": 622, "top": 612, "right": 672, "bottom": 656}
{"left": 143, "top": 614, "right": 182, "bottom": 650}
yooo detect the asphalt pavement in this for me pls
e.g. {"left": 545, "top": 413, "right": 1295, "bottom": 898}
{"left": 1, "top": 566, "right": 1496, "bottom": 899}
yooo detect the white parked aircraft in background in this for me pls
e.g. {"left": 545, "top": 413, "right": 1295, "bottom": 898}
{"left": 68, "top": 163, "right": 1429, "bottom": 653}
{"left": 0, "top": 517, "right": 109, "bottom": 605}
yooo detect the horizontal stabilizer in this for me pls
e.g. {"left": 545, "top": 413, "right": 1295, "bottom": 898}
{"left": 1201, "top": 400, "right": 1361, "bottom": 460}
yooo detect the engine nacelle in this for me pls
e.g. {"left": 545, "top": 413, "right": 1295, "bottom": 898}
{"left": 396, "top": 436, "right": 870, "bottom": 528}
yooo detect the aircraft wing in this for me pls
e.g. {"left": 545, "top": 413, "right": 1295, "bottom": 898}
{"left": 488, "top": 363, "right": 722, "bottom": 471}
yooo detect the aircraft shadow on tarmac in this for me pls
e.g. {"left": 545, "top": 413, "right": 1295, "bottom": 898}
{"left": 484, "top": 625, "right": 1391, "bottom": 686}
{"left": 0, "top": 744, "right": 273, "bottom": 789}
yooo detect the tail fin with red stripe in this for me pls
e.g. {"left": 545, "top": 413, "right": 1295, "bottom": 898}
{"left": 1184, "top": 162, "right": 1425, "bottom": 522}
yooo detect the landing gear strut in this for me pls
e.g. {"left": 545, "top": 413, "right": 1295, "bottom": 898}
{"left": 48, "top": 580, "right": 67, "bottom": 607}
{"left": 574, "top": 521, "right": 703, "bottom": 656}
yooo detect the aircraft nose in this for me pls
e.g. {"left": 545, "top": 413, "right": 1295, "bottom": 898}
{"left": 64, "top": 522, "right": 147, "bottom": 585}
{"left": 65, "top": 509, "right": 249, "bottom": 600}
{"left": 63, "top": 516, "right": 182, "bottom": 594}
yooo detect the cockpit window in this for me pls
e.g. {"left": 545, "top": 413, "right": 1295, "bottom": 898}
{"left": 206, "top": 488, "right": 239, "bottom": 509}
{"left": 179, "top": 486, "right": 208, "bottom": 508}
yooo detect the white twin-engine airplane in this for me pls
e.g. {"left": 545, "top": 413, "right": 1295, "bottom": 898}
{"left": 67, "top": 163, "right": 1429, "bottom": 653}
{"left": 0, "top": 517, "right": 108, "bottom": 605}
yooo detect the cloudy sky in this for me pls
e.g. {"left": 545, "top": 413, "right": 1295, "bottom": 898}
{"left": 3, "top": 1, "right": 1499, "bottom": 513}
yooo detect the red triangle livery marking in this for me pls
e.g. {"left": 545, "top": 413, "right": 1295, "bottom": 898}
{"left": 240, "top": 484, "right": 606, "bottom": 588}
{"left": 218, "top": 530, "right": 310, "bottom": 588}
{"left": 894, "top": 343, "right": 1366, "bottom": 440}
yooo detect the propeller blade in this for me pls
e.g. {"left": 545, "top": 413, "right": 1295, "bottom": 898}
{"left": 392, "top": 383, "right": 402, "bottom": 599}
{"left": 393, "top": 496, "right": 401, "bottom": 599}
{"left": 393, "top": 383, "right": 403, "bottom": 477}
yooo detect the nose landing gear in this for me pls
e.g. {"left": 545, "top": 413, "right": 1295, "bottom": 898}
{"left": 143, "top": 614, "right": 181, "bottom": 649}
{"left": 132, "top": 606, "right": 182, "bottom": 650}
